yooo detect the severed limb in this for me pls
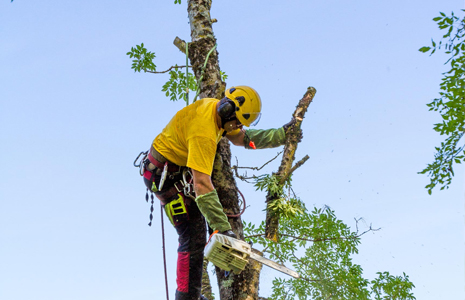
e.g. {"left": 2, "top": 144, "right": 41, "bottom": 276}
{"left": 265, "top": 87, "right": 316, "bottom": 242}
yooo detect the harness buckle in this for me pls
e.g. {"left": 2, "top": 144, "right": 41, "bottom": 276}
{"left": 174, "top": 181, "right": 185, "bottom": 193}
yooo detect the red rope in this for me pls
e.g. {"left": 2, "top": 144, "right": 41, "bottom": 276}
{"left": 226, "top": 188, "right": 246, "bottom": 218}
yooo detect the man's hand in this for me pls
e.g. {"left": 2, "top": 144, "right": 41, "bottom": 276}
{"left": 283, "top": 117, "right": 303, "bottom": 142}
{"left": 283, "top": 117, "right": 297, "bottom": 132}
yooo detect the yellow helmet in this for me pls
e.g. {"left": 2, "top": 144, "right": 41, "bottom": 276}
{"left": 224, "top": 86, "right": 262, "bottom": 127}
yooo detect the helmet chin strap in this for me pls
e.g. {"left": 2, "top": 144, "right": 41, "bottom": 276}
{"left": 221, "top": 115, "right": 237, "bottom": 130}
{"left": 220, "top": 115, "right": 237, "bottom": 137}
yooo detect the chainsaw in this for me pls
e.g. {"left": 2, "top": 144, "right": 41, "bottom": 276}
{"left": 204, "top": 233, "right": 299, "bottom": 279}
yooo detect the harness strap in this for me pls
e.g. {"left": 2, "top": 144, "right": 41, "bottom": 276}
{"left": 156, "top": 186, "right": 183, "bottom": 205}
{"left": 147, "top": 151, "right": 180, "bottom": 173}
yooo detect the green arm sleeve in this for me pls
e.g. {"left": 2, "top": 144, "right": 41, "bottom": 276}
{"left": 244, "top": 127, "right": 286, "bottom": 149}
{"left": 195, "top": 189, "right": 231, "bottom": 232}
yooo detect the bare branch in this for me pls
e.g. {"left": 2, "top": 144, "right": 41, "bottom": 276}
{"left": 279, "top": 155, "right": 310, "bottom": 185}
{"left": 245, "top": 226, "right": 379, "bottom": 243}
{"left": 231, "top": 151, "right": 283, "bottom": 181}
{"left": 144, "top": 65, "right": 191, "bottom": 74}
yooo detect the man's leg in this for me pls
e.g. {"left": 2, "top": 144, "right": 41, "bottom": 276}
{"left": 174, "top": 197, "right": 206, "bottom": 300}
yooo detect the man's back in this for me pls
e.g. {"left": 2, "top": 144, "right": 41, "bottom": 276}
{"left": 153, "top": 98, "right": 224, "bottom": 175}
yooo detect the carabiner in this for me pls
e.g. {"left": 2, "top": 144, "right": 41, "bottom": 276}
{"left": 182, "top": 168, "right": 195, "bottom": 200}
{"left": 133, "top": 151, "right": 148, "bottom": 167}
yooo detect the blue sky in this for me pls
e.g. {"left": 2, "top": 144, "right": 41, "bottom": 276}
{"left": 1, "top": 1, "right": 464, "bottom": 299}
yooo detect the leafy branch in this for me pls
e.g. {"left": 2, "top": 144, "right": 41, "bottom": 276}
{"left": 419, "top": 10, "right": 465, "bottom": 194}
{"left": 161, "top": 66, "right": 198, "bottom": 104}
{"left": 127, "top": 42, "right": 228, "bottom": 105}
{"left": 126, "top": 43, "right": 157, "bottom": 73}
{"left": 243, "top": 207, "right": 413, "bottom": 300}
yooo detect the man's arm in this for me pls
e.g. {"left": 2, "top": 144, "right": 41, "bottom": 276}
{"left": 227, "top": 118, "right": 300, "bottom": 149}
{"left": 191, "top": 168, "right": 232, "bottom": 232}
{"left": 192, "top": 168, "right": 215, "bottom": 196}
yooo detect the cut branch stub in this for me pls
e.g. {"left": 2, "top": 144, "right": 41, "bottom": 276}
{"left": 265, "top": 87, "right": 316, "bottom": 242}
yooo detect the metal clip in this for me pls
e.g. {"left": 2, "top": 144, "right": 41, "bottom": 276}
{"left": 133, "top": 151, "right": 148, "bottom": 176}
{"left": 182, "top": 169, "right": 195, "bottom": 199}
{"left": 133, "top": 151, "right": 148, "bottom": 167}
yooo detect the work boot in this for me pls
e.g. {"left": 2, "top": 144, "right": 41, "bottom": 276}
{"left": 220, "top": 230, "right": 237, "bottom": 239}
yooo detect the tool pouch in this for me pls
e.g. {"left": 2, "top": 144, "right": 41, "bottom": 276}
{"left": 164, "top": 193, "right": 189, "bottom": 226}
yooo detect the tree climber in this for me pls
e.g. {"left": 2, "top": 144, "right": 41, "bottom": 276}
{"left": 141, "top": 86, "right": 295, "bottom": 300}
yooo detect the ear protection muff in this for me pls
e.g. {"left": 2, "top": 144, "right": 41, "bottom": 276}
{"left": 217, "top": 97, "right": 238, "bottom": 131}
{"left": 218, "top": 98, "right": 237, "bottom": 120}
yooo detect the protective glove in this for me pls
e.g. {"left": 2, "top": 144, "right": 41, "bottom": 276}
{"left": 195, "top": 190, "right": 231, "bottom": 232}
{"left": 282, "top": 117, "right": 296, "bottom": 132}
{"left": 282, "top": 117, "right": 303, "bottom": 142}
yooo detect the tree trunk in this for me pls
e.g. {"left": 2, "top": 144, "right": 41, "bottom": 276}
{"left": 185, "top": 0, "right": 262, "bottom": 299}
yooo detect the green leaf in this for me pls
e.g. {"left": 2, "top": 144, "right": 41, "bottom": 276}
{"left": 419, "top": 46, "right": 431, "bottom": 53}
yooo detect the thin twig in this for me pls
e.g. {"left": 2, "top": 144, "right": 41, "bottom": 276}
{"left": 245, "top": 226, "right": 379, "bottom": 243}
{"left": 144, "top": 65, "right": 191, "bottom": 74}
{"left": 232, "top": 151, "right": 283, "bottom": 181}
{"left": 234, "top": 151, "right": 283, "bottom": 171}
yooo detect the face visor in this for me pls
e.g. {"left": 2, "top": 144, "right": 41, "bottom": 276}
{"left": 249, "top": 113, "right": 261, "bottom": 126}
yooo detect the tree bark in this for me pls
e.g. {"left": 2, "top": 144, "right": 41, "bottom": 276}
{"left": 186, "top": 0, "right": 261, "bottom": 299}
{"left": 265, "top": 87, "right": 316, "bottom": 242}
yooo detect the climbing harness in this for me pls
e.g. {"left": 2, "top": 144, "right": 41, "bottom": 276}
{"left": 134, "top": 150, "right": 194, "bottom": 224}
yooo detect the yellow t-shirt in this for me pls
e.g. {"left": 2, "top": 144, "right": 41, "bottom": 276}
{"left": 153, "top": 98, "right": 224, "bottom": 175}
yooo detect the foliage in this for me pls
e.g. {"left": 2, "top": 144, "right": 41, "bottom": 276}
{"left": 161, "top": 67, "right": 198, "bottom": 104}
{"left": 220, "top": 70, "right": 228, "bottom": 82}
{"left": 161, "top": 68, "right": 228, "bottom": 105}
{"left": 127, "top": 43, "right": 229, "bottom": 105}
{"left": 371, "top": 272, "right": 415, "bottom": 300}
{"left": 418, "top": 10, "right": 465, "bottom": 194}
{"left": 126, "top": 43, "right": 157, "bottom": 73}
{"left": 243, "top": 206, "right": 416, "bottom": 300}
{"left": 254, "top": 174, "right": 305, "bottom": 219}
